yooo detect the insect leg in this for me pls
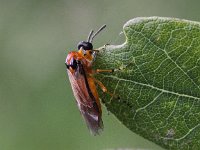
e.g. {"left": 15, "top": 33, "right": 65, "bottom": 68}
{"left": 95, "top": 67, "right": 125, "bottom": 73}
{"left": 94, "top": 79, "right": 110, "bottom": 94}
{"left": 93, "top": 78, "right": 119, "bottom": 99}
{"left": 96, "top": 69, "right": 114, "bottom": 73}
{"left": 92, "top": 49, "right": 99, "bottom": 53}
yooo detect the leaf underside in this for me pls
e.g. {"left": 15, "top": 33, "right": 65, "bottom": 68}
{"left": 94, "top": 17, "right": 200, "bottom": 150}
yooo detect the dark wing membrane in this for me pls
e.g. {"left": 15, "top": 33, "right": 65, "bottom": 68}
{"left": 67, "top": 64, "right": 103, "bottom": 135}
{"left": 78, "top": 99, "right": 103, "bottom": 135}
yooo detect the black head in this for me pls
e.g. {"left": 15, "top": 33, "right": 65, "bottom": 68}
{"left": 77, "top": 41, "right": 93, "bottom": 51}
{"left": 77, "top": 25, "right": 106, "bottom": 51}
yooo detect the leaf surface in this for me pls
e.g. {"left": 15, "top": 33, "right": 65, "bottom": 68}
{"left": 94, "top": 17, "right": 200, "bottom": 150}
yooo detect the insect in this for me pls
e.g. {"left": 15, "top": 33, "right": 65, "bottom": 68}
{"left": 65, "top": 25, "right": 114, "bottom": 135}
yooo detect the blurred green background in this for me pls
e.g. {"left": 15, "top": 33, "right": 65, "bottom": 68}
{"left": 0, "top": 0, "right": 199, "bottom": 150}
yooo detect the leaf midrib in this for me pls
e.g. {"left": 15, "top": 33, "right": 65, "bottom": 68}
{"left": 102, "top": 74, "right": 200, "bottom": 100}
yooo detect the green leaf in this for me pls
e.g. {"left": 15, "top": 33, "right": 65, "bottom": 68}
{"left": 94, "top": 17, "right": 200, "bottom": 149}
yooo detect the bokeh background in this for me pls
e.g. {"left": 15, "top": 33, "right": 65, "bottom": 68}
{"left": 0, "top": 0, "right": 199, "bottom": 150}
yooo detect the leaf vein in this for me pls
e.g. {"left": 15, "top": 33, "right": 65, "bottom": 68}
{"left": 102, "top": 75, "right": 200, "bottom": 100}
{"left": 133, "top": 30, "right": 200, "bottom": 91}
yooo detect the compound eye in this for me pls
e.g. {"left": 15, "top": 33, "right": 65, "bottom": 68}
{"left": 70, "top": 58, "right": 78, "bottom": 70}
{"left": 77, "top": 41, "right": 93, "bottom": 50}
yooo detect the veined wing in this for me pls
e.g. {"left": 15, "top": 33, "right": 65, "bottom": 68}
{"left": 67, "top": 63, "right": 103, "bottom": 135}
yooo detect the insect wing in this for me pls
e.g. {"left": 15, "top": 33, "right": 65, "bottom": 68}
{"left": 67, "top": 64, "right": 103, "bottom": 135}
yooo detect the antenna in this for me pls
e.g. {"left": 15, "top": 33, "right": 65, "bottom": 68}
{"left": 90, "top": 24, "right": 106, "bottom": 43}
{"left": 87, "top": 30, "right": 94, "bottom": 42}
